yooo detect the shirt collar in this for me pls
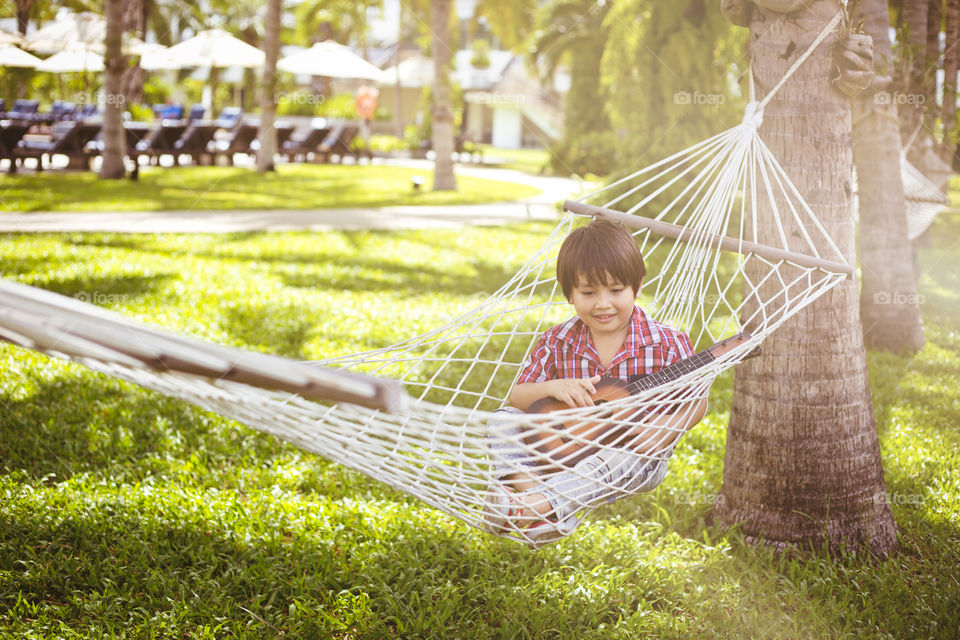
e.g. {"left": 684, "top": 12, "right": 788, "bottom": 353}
{"left": 558, "top": 306, "right": 661, "bottom": 359}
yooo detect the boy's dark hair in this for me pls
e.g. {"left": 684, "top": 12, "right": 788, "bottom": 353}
{"left": 556, "top": 219, "right": 646, "bottom": 299}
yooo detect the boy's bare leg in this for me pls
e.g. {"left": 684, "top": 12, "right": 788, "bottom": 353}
{"left": 503, "top": 473, "right": 556, "bottom": 520}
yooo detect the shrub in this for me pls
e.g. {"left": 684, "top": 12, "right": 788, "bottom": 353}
{"left": 549, "top": 131, "right": 618, "bottom": 177}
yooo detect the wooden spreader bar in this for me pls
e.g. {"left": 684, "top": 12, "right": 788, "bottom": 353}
{"left": 0, "top": 280, "right": 407, "bottom": 414}
{"left": 563, "top": 200, "right": 855, "bottom": 278}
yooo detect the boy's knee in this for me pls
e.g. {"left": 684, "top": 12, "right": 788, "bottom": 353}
{"left": 591, "top": 449, "right": 671, "bottom": 493}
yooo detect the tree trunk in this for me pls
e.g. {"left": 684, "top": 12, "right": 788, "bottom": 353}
{"left": 15, "top": 0, "right": 33, "bottom": 35}
{"left": 431, "top": 0, "right": 457, "bottom": 191}
{"left": 940, "top": 0, "right": 960, "bottom": 159}
{"left": 394, "top": 1, "right": 406, "bottom": 138}
{"left": 899, "top": 0, "right": 931, "bottom": 151}
{"left": 121, "top": 0, "right": 146, "bottom": 107}
{"left": 855, "top": 0, "right": 927, "bottom": 352}
{"left": 208, "top": 66, "right": 220, "bottom": 122}
{"left": 99, "top": 0, "right": 127, "bottom": 180}
{"left": 924, "top": 0, "right": 943, "bottom": 133}
{"left": 256, "top": 0, "right": 281, "bottom": 173}
{"left": 712, "top": 0, "right": 898, "bottom": 556}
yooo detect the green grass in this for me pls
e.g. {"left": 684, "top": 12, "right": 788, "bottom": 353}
{"left": 0, "top": 164, "right": 541, "bottom": 213}
{"left": 0, "top": 215, "right": 959, "bottom": 638}
{"left": 479, "top": 145, "right": 554, "bottom": 176}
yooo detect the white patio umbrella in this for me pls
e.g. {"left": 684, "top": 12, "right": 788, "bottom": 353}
{"left": 0, "top": 43, "right": 43, "bottom": 68}
{"left": 380, "top": 54, "right": 434, "bottom": 87}
{"left": 158, "top": 28, "right": 265, "bottom": 69}
{"left": 278, "top": 41, "right": 383, "bottom": 81}
{"left": 36, "top": 48, "right": 104, "bottom": 73}
{"left": 146, "top": 29, "right": 264, "bottom": 116}
{"left": 136, "top": 43, "right": 177, "bottom": 71}
{"left": 25, "top": 11, "right": 150, "bottom": 56}
{"left": 0, "top": 27, "right": 25, "bottom": 46}
{"left": 25, "top": 11, "right": 104, "bottom": 55}
{"left": 0, "top": 44, "right": 41, "bottom": 105}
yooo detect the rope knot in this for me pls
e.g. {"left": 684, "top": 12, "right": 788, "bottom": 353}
{"left": 742, "top": 102, "right": 763, "bottom": 128}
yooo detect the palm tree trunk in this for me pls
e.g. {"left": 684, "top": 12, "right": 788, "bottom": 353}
{"left": 940, "top": 0, "right": 960, "bottom": 160}
{"left": 100, "top": 0, "right": 127, "bottom": 180}
{"left": 900, "top": 0, "right": 931, "bottom": 150}
{"left": 924, "top": 0, "right": 943, "bottom": 134}
{"left": 121, "top": 0, "right": 146, "bottom": 107}
{"left": 15, "top": 0, "right": 33, "bottom": 35}
{"left": 256, "top": 0, "right": 281, "bottom": 173}
{"left": 712, "top": 0, "right": 898, "bottom": 555}
{"left": 855, "top": 0, "right": 926, "bottom": 352}
{"left": 431, "top": 0, "right": 457, "bottom": 191}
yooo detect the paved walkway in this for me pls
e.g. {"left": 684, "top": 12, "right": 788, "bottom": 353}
{"left": 0, "top": 161, "right": 592, "bottom": 233}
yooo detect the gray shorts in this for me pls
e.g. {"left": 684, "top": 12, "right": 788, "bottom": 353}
{"left": 487, "top": 407, "right": 671, "bottom": 524}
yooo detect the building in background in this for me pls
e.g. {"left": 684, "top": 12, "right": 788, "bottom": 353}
{"left": 369, "top": 0, "right": 566, "bottom": 149}
{"left": 378, "top": 49, "right": 565, "bottom": 149}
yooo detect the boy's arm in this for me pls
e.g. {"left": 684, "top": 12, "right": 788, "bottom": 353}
{"left": 625, "top": 394, "right": 708, "bottom": 455}
{"left": 617, "top": 330, "right": 706, "bottom": 454}
{"left": 509, "top": 376, "right": 602, "bottom": 412}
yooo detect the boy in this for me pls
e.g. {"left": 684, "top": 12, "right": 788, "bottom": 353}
{"left": 485, "top": 219, "right": 708, "bottom": 545}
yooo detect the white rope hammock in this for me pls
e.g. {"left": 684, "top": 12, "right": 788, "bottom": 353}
{"left": 851, "top": 154, "right": 951, "bottom": 240}
{"left": 0, "top": 13, "right": 857, "bottom": 547}
{"left": 900, "top": 155, "right": 951, "bottom": 240}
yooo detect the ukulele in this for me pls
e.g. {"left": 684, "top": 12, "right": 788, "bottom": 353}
{"left": 523, "top": 331, "right": 759, "bottom": 469}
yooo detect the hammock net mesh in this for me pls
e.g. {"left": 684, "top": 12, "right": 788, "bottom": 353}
{"left": 0, "top": 108, "right": 853, "bottom": 547}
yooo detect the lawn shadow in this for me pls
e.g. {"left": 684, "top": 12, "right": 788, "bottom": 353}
{"left": 0, "top": 365, "right": 285, "bottom": 483}
{"left": 218, "top": 302, "right": 317, "bottom": 359}
{"left": 1, "top": 253, "right": 83, "bottom": 279}
{"left": 275, "top": 254, "right": 517, "bottom": 298}
{"left": 22, "top": 272, "right": 173, "bottom": 306}
{"left": 67, "top": 232, "right": 527, "bottom": 299}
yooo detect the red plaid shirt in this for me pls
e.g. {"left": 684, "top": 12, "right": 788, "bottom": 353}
{"left": 516, "top": 306, "right": 694, "bottom": 383}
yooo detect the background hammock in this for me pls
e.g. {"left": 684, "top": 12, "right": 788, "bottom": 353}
{"left": 0, "top": 104, "right": 853, "bottom": 547}
{"left": 851, "top": 154, "right": 951, "bottom": 240}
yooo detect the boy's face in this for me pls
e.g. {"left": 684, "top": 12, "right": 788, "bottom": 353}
{"left": 568, "top": 274, "right": 638, "bottom": 341}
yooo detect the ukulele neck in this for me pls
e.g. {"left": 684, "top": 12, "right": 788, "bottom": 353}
{"left": 628, "top": 349, "right": 715, "bottom": 393}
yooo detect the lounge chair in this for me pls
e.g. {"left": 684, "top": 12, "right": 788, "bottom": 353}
{"left": 186, "top": 104, "right": 206, "bottom": 123}
{"left": 133, "top": 121, "right": 187, "bottom": 165}
{"left": 209, "top": 122, "right": 257, "bottom": 166}
{"left": 1, "top": 122, "right": 30, "bottom": 171}
{"left": 11, "top": 120, "right": 102, "bottom": 172}
{"left": 415, "top": 133, "right": 484, "bottom": 163}
{"left": 275, "top": 123, "right": 295, "bottom": 148}
{"left": 315, "top": 123, "right": 368, "bottom": 163}
{"left": 122, "top": 122, "right": 151, "bottom": 155}
{"left": 172, "top": 121, "right": 219, "bottom": 165}
{"left": 214, "top": 107, "right": 243, "bottom": 130}
{"left": 246, "top": 122, "right": 296, "bottom": 160}
{"left": 6, "top": 99, "right": 39, "bottom": 122}
{"left": 153, "top": 104, "right": 184, "bottom": 120}
{"left": 79, "top": 104, "right": 100, "bottom": 120}
{"left": 49, "top": 101, "right": 79, "bottom": 121}
{"left": 279, "top": 124, "right": 331, "bottom": 162}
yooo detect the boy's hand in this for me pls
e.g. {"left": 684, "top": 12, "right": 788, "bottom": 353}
{"left": 546, "top": 375, "right": 602, "bottom": 408}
